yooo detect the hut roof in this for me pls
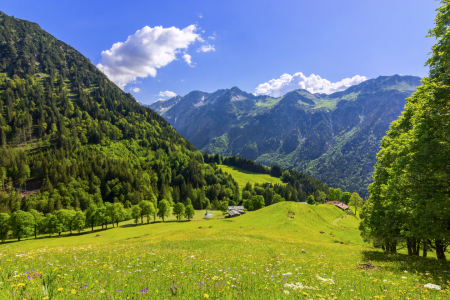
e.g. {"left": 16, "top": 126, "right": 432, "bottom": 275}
{"left": 228, "top": 206, "right": 244, "bottom": 210}
{"left": 324, "top": 201, "right": 349, "bottom": 210}
{"left": 227, "top": 209, "right": 241, "bottom": 217}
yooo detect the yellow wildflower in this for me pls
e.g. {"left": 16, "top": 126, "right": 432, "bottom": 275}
{"left": 58, "top": 287, "right": 63, "bottom": 292}
{"left": 71, "top": 289, "right": 76, "bottom": 295}
{"left": 203, "top": 294, "right": 209, "bottom": 298}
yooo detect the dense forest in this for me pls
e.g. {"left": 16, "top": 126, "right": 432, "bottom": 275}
{"left": 0, "top": 12, "right": 331, "bottom": 241}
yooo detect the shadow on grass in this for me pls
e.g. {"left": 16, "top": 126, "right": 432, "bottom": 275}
{"left": 361, "top": 250, "right": 450, "bottom": 286}
{"left": 1, "top": 219, "right": 200, "bottom": 246}
{"left": 0, "top": 227, "right": 114, "bottom": 245}
{"left": 120, "top": 219, "right": 193, "bottom": 228}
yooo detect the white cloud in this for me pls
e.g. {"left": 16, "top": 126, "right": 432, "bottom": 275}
{"left": 158, "top": 90, "right": 177, "bottom": 98}
{"left": 183, "top": 53, "right": 194, "bottom": 66}
{"left": 197, "top": 44, "right": 215, "bottom": 52}
{"left": 97, "top": 25, "right": 202, "bottom": 89}
{"left": 254, "top": 72, "right": 367, "bottom": 97}
{"left": 131, "top": 87, "right": 141, "bottom": 93}
{"left": 208, "top": 32, "right": 217, "bottom": 40}
{"left": 197, "top": 12, "right": 203, "bottom": 18}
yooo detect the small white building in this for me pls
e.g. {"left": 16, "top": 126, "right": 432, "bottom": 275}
{"left": 204, "top": 212, "right": 212, "bottom": 219}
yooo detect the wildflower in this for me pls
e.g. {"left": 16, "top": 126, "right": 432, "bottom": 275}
{"left": 203, "top": 294, "right": 209, "bottom": 298}
{"left": 284, "top": 290, "right": 290, "bottom": 295}
{"left": 424, "top": 283, "right": 441, "bottom": 290}
{"left": 58, "top": 287, "right": 63, "bottom": 292}
{"left": 316, "top": 275, "right": 335, "bottom": 285}
{"left": 71, "top": 289, "right": 76, "bottom": 295}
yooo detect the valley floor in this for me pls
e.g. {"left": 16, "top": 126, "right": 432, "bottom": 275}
{"left": 1, "top": 202, "right": 449, "bottom": 299}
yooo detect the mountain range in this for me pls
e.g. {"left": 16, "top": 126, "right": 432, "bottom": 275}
{"left": 150, "top": 75, "right": 422, "bottom": 196}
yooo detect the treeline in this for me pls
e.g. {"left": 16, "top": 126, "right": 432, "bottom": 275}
{"left": 204, "top": 153, "right": 267, "bottom": 174}
{"left": 0, "top": 196, "right": 197, "bottom": 242}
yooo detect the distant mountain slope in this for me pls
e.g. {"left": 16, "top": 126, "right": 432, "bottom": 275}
{"left": 153, "top": 75, "right": 422, "bottom": 196}
{"left": 148, "top": 96, "right": 181, "bottom": 114}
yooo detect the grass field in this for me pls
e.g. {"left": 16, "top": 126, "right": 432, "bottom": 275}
{"left": 218, "top": 165, "right": 285, "bottom": 190}
{"left": 1, "top": 202, "right": 449, "bottom": 299}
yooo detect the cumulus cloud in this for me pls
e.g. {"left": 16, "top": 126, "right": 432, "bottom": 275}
{"left": 158, "top": 90, "right": 177, "bottom": 98}
{"left": 197, "top": 44, "right": 215, "bottom": 52}
{"left": 131, "top": 87, "right": 141, "bottom": 93}
{"left": 182, "top": 53, "right": 194, "bottom": 66}
{"left": 97, "top": 25, "right": 202, "bottom": 89}
{"left": 254, "top": 72, "right": 367, "bottom": 97}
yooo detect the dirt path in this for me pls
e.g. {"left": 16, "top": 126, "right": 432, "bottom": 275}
{"left": 333, "top": 215, "right": 349, "bottom": 228}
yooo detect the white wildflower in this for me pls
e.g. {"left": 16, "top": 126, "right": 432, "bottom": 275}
{"left": 316, "top": 275, "right": 335, "bottom": 285}
{"left": 283, "top": 290, "right": 290, "bottom": 295}
{"left": 424, "top": 283, "right": 441, "bottom": 290}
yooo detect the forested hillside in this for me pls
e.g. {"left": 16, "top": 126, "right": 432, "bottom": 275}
{"left": 152, "top": 76, "right": 422, "bottom": 196}
{"left": 0, "top": 11, "right": 243, "bottom": 216}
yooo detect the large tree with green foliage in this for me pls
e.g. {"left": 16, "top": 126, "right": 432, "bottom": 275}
{"left": 9, "top": 210, "right": 34, "bottom": 241}
{"left": 29, "top": 209, "right": 43, "bottom": 239}
{"left": 360, "top": 1, "right": 450, "bottom": 260}
{"left": 72, "top": 211, "right": 86, "bottom": 233}
{"left": 172, "top": 202, "right": 185, "bottom": 221}
{"left": 131, "top": 205, "right": 141, "bottom": 225}
{"left": 0, "top": 213, "right": 10, "bottom": 242}
{"left": 139, "top": 201, "right": 154, "bottom": 224}
{"left": 157, "top": 200, "right": 170, "bottom": 222}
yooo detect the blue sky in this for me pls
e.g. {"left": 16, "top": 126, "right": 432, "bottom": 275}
{"left": 3, "top": 0, "right": 439, "bottom": 104}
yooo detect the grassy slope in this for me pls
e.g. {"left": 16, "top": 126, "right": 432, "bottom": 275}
{"left": 2, "top": 203, "right": 448, "bottom": 299}
{"left": 217, "top": 165, "right": 284, "bottom": 190}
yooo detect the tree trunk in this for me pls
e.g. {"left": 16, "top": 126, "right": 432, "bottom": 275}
{"left": 407, "top": 238, "right": 413, "bottom": 255}
{"left": 435, "top": 239, "right": 446, "bottom": 260}
{"left": 423, "top": 239, "right": 428, "bottom": 257}
{"left": 414, "top": 240, "right": 420, "bottom": 256}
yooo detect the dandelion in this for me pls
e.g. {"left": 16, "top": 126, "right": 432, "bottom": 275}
{"left": 71, "top": 289, "right": 76, "bottom": 294}
{"left": 58, "top": 287, "right": 63, "bottom": 292}
{"left": 203, "top": 294, "right": 209, "bottom": 298}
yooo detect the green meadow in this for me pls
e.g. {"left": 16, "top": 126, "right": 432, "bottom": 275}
{"left": 1, "top": 202, "right": 449, "bottom": 299}
{"left": 218, "top": 165, "right": 285, "bottom": 190}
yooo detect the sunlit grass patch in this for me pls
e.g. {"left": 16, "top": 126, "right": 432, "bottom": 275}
{"left": 1, "top": 202, "right": 449, "bottom": 299}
